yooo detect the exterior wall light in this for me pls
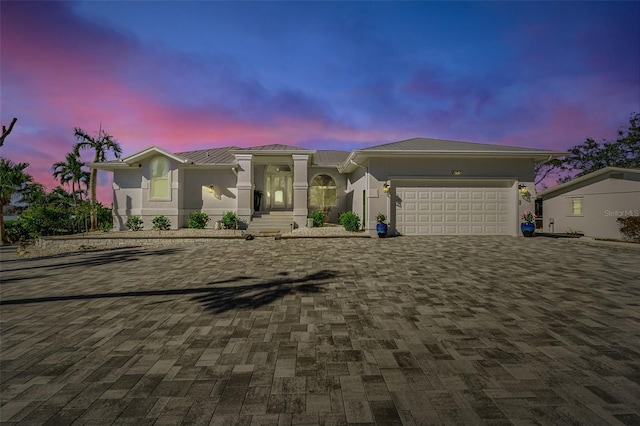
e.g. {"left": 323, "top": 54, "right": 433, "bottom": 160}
{"left": 518, "top": 184, "right": 528, "bottom": 195}
{"left": 209, "top": 185, "right": 215, "bottom": 193}
{"left": 383, "top": 182, "right": 391, "bottom": 193}
{"left": 452, "top": 170, "right": 462, "bottom": 176}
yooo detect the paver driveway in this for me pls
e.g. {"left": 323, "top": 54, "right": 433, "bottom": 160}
{"left": 1, "top": 236, "right": 639, "bottom": 425}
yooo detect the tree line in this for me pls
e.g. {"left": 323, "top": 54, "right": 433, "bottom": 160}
{"left": 535, "top": 112, "right": 640, "bottom": 189}
{"left": 1, "top": 126, "right": 121, "bottom": 244}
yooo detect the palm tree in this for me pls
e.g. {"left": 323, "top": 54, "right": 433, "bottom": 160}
{"left": 52, "top": 152, "right": 87, "bottom": 205}
{"left": 0, "top": 158, "right": 32, "bottom": 244}
{"left": 77, "top": 170, "right": 91, "bottom": 201}
{"left": 20, "top": 182, "right": 47, "bottom": 206}
{"left": 73, "top": 127, "right": 121, "bottom": 230}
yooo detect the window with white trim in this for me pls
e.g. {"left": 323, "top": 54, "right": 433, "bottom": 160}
{"left": 570, "top": 197, "right": 583, "bottom": 215}
{"left": 150, "top": 157, "right": 170, "bottom": 199}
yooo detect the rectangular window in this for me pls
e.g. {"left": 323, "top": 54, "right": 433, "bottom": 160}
{"left": 571, "top": 198, "right": 583, "bottom": 215}
{"left": 152, "top": 177, "right": 169, "bottom": 198}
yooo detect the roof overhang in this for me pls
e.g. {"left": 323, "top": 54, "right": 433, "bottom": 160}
{"left": 338, "top": 149, "right": 565, "bottom": 173}
{"left": 89, "top": 146, "right": 194, "bottom": 171}
{"left": 122, "top": 146, "right": 191, "bottom": 164}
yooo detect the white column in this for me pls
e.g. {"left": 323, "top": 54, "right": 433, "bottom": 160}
{"left": 235, "top": 154, "right": 253, "bottom": 223}
{"left": 292, "top": 154, "right": 309, "bottom": 228}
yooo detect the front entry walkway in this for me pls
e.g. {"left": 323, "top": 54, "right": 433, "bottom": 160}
{"left": 1, "top": 237, "right": 639, "bottom": 424}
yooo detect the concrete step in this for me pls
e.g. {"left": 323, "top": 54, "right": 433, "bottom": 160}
{"left": 247, "top": 212, "right": 294, "bottom": 234}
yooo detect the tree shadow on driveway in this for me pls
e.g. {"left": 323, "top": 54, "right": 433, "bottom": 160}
{"left": 0, "top": 270, "right": 338, "bottom": 314}
{"left": 0, "top": 246, "right": 184, "bottom": 273}
{"left": 194, "top": 270, "right": 335, "bottom": 313}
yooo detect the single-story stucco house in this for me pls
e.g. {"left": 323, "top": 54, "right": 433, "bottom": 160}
{"left": 91, "top": 137, "right": 563, "bottom": 237}
{"left": 537, "top": 167, "right": 640, "bottom": 239}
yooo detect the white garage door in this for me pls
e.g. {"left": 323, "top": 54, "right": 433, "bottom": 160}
{"left": 396, "top": 185, "right": 514, "bottom": 235}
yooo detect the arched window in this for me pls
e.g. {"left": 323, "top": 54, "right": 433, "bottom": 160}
{"left": 309, "top": 174, "right": 337, "bottom": 208}
{"left": 150, "top": 157, "right": 170, "bottom": 199}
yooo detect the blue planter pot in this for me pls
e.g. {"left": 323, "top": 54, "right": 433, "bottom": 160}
{"left": 376, "top": 223, "right": 388, "bottom": 238}
{"left": 521, "top": 222, "right": 535, "bottom": 237}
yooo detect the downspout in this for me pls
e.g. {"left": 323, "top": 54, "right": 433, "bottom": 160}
{"left": 350, "top": 160, "right": 368, "bottom": 230}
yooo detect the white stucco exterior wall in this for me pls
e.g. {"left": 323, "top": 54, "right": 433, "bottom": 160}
{"left": 542, "top": 177, "right": 640, "bottom": 239}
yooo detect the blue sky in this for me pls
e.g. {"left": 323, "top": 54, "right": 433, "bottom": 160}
{"left": 1, "top": 1, "right": 639, "bottom": 201}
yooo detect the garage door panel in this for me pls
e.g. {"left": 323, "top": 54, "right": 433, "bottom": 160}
{"left": 445, "top": 202, "right": 457, "bottom": 211}
{"left": 397, "top": 185, "right": 514, "bottom": 236}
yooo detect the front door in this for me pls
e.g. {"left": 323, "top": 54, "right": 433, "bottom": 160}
{"left": 266, "top": 172, "right": 293, "bottom": 210}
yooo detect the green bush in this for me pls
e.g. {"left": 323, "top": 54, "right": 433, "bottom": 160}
{"left": 308, "top": 210, "right": 326, "bottom": 227}
{"left": 152, "top": 215, "right": 171, "bottom": 231}
{"left": 18, "top": 205, "right": 72, "bottom": 238}
{"left": 221, "top": 211, "right": 239, "bottom": 229}
{"left": 96, "top": 203, "right": 113, "bottom": 230}
{"left": 97, "top": 221, "right": 112, "bottom": 232}
{"left": 617, "top": 216, "right": 640, "bottom": 241}
{"left": 126, "top": 216, "right": 144, "bottom": 231}
{"left": 4, "top": 220, "right": 30, "bottom": 243}
{"left": 339, "top": 211, "right": 361, "bottom": 232}
{"left": 189, "top": 211, "right": 210, "bottom": 229}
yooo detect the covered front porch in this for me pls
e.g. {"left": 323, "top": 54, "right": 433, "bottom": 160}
{"left": 233, "top": 147, "right": 313, "bottom": 229}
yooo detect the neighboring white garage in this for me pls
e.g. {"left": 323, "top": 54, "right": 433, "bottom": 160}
{"left": 395, "top": 180, "right": 517, "bottom": 235}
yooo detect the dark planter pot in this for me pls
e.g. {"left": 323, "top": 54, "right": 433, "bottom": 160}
{"left": 521, "top": 222, "right": 535, "bottom": 237}
{"left": 376, "top": 223, "right": 388, "bottom": 238}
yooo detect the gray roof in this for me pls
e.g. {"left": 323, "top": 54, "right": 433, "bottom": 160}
{"left": 175, "top": 147, "right": 238, "bottom": 165}
{"left": 537, "top": 167, "right": 640, "bottom": 199}
{"left": 362, "top": 137, "right": 552, "bottom": 153}
{"left": 313, "top": 150, "right": 349, "bottom": 166}
{"left": 236, "top": 144, "right": 313, "bottom": 152}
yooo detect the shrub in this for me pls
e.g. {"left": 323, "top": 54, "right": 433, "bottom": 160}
{"left": 221, "top": 211, "right": 239, "bottom": 229}
{"left": 152, "top": 215, "right": 171, "bottom": 231}
{"left": 617, "top": 216, "right": 640, "bottom": 241}
{"left": 18, "top": 205, "right": 72, "bottom": 238}
{"left": 126, "top": 216, "right": 144, "bottom": 231}
{"left": 96, "top": 203, "right": 113, "bottom": 230}
{"left": 308, "top": 210, "right": 326, "bottom": 227}
{"left": 339, "top": 211, "right": 361, "bottom": 232}
{"left": 97, "top": 221, "right": 112, "bottom": 232}
{"left": 4, "top": 220, "right": 30, "bottom": 243}
{"left": 189, "top": 211, "right": 210, "bottom": 229}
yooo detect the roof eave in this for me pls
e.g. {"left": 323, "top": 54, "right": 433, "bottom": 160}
{"left": 87, "top": 162, "right": 135, "bottom": 171}
{"left": 122, "top": 146, "right": 191, "bottom": 164}
{"left": 181, "top": 163, "right": 237, "bottom": 169}
{"left": 338, "top": 150, "right": 565, "bottom": 172}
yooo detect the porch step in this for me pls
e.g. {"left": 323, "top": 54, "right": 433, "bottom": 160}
{"left": 247, "top": 212, "right": 294, "bottom": 234}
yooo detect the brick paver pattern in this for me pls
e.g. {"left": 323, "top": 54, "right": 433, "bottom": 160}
{"left": 1, "top": 236, "right": 639, "bottom": 425}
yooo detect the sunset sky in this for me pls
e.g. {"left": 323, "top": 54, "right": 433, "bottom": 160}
{"left": 1, "top": 1, "right": 639, "bottom": 203}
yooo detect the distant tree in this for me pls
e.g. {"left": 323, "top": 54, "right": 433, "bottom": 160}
{"left": 0, "top": 158, "right": 32, "bottom": 244}
{"left": 73, "top": 127, "right": 121, "bottom": 230}
{"left": 46, "top": 186, "right": 75, "bottom": 209}
{"left": 537, "top": 113, "right": 640, "bottom": 188}
{"left": 52, "top": 152, "right": 89, "bottom": 205}
{"left": 0, "top": 117, "right": 17, "bottom": 147}
{"left": 20, "top": 182, "right": 47, "bottom": 206}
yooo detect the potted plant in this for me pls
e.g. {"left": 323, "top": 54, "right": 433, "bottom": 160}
{"left": 376, "top": 212, "right": 388, "bottom": 238}
{"left": 254, "top": 190, "right": 263, "bottom": 212}
{"left": 521, "top": 211, "right": 536, "bottom": 237}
